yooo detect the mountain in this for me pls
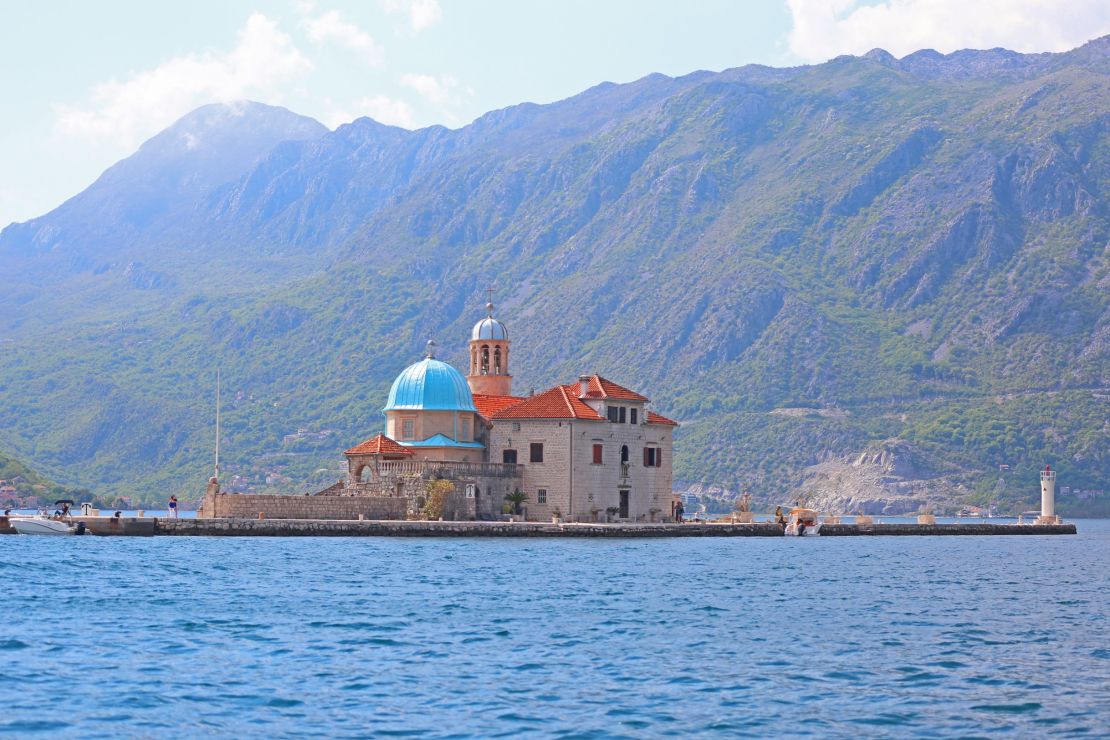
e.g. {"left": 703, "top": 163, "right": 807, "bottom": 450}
{"left": 0, "top": 102, "right": 327, "bottom": 331}
{"left": 0, "top": 40, "right": 1107, "bottom": 513}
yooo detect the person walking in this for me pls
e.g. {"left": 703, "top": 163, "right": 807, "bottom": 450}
{"left": 168, "top": 495, "right": 179, "bottom": 519}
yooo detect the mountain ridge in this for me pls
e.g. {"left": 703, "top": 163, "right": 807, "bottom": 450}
{"left": 0, "top": 39, "right": 1107, "bottom": 512}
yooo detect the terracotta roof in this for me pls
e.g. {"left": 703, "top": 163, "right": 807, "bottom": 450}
{"left": 472, "top": 393, "right": 526, "bottom": 419}
{"left": 576, "top": 374, "right": 650, "bottom": 402}
{"left": 344, "top": 433, "right": 414, "bottom": 457}
{"left": 491, "top": 385, "right": 605, "bottom": 421}
{"left": 647, "top": 411, "right": 680, "bottom": 427}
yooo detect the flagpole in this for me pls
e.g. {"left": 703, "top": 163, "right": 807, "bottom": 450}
{"left": 215, "top": 368, "right": 221, "bottom": 481}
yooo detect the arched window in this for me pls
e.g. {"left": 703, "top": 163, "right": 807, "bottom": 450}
{"left": 493, "top": 346, "right": 502, "bottom": 375}
{"left": 620, "top": 445, "right": 629, "bottom": 463}
{"left": 359, "top": 465, "right": 372, "bottom": 483}
{"left": 480, "top": 345, "right": 490, "bottom": 375}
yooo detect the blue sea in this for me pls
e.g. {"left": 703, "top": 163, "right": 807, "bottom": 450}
{"left": 2, "top": 521, "right": 1108, "bottom": 737}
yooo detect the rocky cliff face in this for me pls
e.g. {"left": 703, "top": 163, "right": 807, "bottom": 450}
{"left": 794, "top": 440, "right": 972, "bottom": 515}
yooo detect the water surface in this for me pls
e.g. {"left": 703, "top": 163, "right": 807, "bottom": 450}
{"left": 2, "top": 521, "right": 1107, "bottom": 736}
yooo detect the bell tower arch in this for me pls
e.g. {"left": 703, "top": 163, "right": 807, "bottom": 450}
{"left": 467, "top": 291, "right": 513, "bottom": 396}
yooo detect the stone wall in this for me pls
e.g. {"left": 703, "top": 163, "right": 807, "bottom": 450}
{"left": 200, "top": 492, "right": 406, "bottom": 520}
{"left": 488, "top": 417, "right": 674, "bottom": 522}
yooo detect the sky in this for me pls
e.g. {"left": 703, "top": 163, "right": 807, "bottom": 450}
{"left": 2, "top": 0, "right": 1110, "bottom": 228}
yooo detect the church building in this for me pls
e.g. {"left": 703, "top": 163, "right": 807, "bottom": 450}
{"left": 340, "top": 300, "right": 678, "bottom": 521}
{"left": 204, "top": 300, "right": 678, "bottom": 522}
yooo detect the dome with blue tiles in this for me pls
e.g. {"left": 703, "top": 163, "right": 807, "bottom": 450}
{"left": 384, "top": 341, "right": 477, "bottom": 412}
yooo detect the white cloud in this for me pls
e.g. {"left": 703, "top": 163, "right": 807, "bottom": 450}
{"left": 325, "top": 95, "right": 415, "bottom": 128}
{"left": 400, "top": 73, "right": 460, "bottom": 105}
{"left": 304, "top": 9, "right": 383, "bottom": 66}
{"left": 786, "top": 0, "right": 1110, "bottom": 62}
{"left": 54, "top": 13, "right": 311, "bottom": 147}
{"left": 381, "top": 0, "right": 443, "bottom": 33}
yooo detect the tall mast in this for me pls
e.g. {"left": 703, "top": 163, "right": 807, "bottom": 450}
{"left": 214, "top": 368, "right": 221, "bottom": 480}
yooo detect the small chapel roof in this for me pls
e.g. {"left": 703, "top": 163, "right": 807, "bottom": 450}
{"left": 344, "top": 433, "right": 414, "bottom": 457}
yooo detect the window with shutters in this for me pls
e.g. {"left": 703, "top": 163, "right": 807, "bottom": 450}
{"left": 630, "top": 408, "right": 638, "bottom": 425}
{"left": 502, "top": 449, "right": 517, "bottom": 464}
{"left": 592, "top": 443, "right": 603, "bottom": 464}
{"left": 607, "top": 406, "right": 619, "bottom": 423}
{"left": 530, "top": 443, "right": 544, "bottom": 463}
{"left": 619, "top": 406, "right": 627, "bottom": 423}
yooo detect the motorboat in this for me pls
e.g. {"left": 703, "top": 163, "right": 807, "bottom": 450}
{"left": 784, "top": 507, "right": 820, "bottom": 536}
{"left": 10, "top": 500, "right": 90, "bottom": 536}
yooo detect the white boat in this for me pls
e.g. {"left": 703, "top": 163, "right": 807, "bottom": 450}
{"left": 784, "top": 507, "right": 821, "bottom": 536}
{"left": 10, "top": 510, "right": 90, "bottom": 536}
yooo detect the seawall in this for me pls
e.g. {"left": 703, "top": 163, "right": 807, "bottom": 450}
{"left": 154, "top": 519, "right": 1077, "bottom": 537}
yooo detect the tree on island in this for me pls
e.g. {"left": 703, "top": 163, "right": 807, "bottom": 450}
{"left": 424, "top": 480, "right": 455, "bottom": 520}
{"left": 504, "top": 489, "right": 528, "bottom": 516}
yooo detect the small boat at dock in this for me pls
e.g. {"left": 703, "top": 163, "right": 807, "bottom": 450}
{"left": 784, "top": 507, "right": 820, "bottom": 536}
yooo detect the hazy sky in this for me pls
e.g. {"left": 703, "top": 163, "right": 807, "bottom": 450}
{"left": 3, "top": 0, "right": 1109, "bottom": 228}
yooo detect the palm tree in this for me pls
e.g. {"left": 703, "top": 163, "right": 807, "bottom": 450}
{"left": 504, "top": 489, "right": 528, "bottom": 516}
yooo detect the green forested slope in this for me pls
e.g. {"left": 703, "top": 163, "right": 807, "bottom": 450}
{"left": 0, "top": 41, "right": 1106, "bottom": 510}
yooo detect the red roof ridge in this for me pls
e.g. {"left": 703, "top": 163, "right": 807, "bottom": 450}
{"left": 344, "top": 433, "right": 414, "bottom": 456}
{"left": 647, "top": 410, "right": 680, "bottom": 427}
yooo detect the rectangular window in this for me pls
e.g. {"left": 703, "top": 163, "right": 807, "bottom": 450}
{"left": 607, "top": 406, "right": 619, "bottom": 423}
{"left": 465, "top": 484, "right": 476, "bottom": 499}
{"left": 530, "top": 443, "right": 544, "bottom": 463}
{"left": 537, "top": 489, "right": 548, "bottom": 504}
{"left": 502, "top": 449, "right": 517, "bottom": 464}
{"left": 644, "top": 447, "right": 662, "bottom": 467}
{"left": 630, "top": 408, "right": 638, "bottom": 425}
{"left": 619, "top": 406, "right": 627, "bottom": 424}
{"left": 644, "top": 447, "right": 651, "bottom": 467}
{"left": 459, "top": 418, "right": 470, "bottom": 440}
{"left": 512, "top": 422, "right": 521, "bottom": 432}
{"left": 402, "top": 419, "right": 415, "bottom": 440}
{"left": 592, "top": 443, "right": 603, "bottom": 465}
{"left": 655, "top": 448, "right": 663, "bottom": 468}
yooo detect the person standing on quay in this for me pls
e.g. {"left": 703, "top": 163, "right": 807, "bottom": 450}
{"left": 168, "top": 495, "right": 179, "bottom": 518}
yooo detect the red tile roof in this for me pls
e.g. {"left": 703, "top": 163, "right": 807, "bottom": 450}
{"left": 647, "top": 411, "right": 679, "bottom": 427}
{"left": 344, "top": 433, "right": 414, "bottom": 457}
{"left": 576, "top": 375, "right": 650, "bottom": 402}
{"left": 490, "top": 385, "right": 605, "bottom": 421}
{"left": 472, "top": 393, "right": 526, "bottom": 419}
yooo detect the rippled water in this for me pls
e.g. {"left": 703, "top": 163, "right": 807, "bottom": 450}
{"left": 2, "top": 522, "right": 1108, "bottom": 737}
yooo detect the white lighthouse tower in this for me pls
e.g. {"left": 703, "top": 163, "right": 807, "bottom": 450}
{"left": 1036, "top": 464, "right": 1059, "bottom": 524}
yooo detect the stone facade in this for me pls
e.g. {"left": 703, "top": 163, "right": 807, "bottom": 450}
{"left": 199, "top": 491, "right": 407, "bottom": 520}
{"left": 488, "top": 413, "right": 674, "bottom": 522}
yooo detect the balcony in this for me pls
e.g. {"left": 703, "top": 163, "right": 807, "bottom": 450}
{"left": 377, "top": 459, "right": 523, "bottom": 479}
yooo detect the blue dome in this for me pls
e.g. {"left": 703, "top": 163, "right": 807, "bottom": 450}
{"left": 384, "top": 358, "right": 477, "bottom": 412}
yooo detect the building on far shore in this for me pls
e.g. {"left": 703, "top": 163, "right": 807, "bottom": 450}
{"left": 201, "top": 300, "right": 678, "bottom": 521}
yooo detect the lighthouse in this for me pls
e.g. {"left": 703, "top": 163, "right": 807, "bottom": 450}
{"left": 1036, "top": 464, "right": 1059, "bottom": 525}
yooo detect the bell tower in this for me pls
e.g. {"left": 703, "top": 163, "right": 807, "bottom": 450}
{"left": 467, "top": 290, "right": 513, "bottom": 396}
